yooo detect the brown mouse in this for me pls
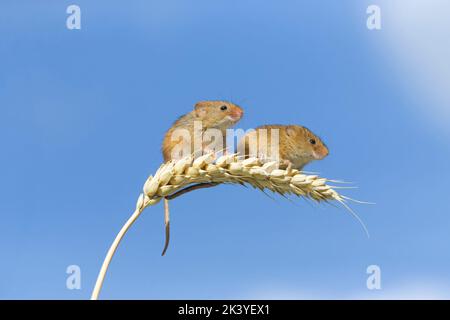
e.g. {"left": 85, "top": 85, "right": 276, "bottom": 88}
{"left": 162, "top": 100, "right": 244, "bottom": 162}
{"left": 239, "top": 124, "right": 329, "bottom": 170}
{"left": 161, "top": 100, "right": 244, "bottom": 256}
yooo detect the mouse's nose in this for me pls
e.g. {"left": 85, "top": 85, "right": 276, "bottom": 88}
{"left": 320, "top": 146, "right": 329, "bottom": 159}
{"left": 313, "top": 146, "right": 329, "bottom": 160}
{"left": 233, "top": 108, "right": 243, "bottom": 119}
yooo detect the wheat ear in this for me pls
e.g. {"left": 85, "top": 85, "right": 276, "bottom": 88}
{"left": 91, "top": 153, "right": 362, "bottom": 299}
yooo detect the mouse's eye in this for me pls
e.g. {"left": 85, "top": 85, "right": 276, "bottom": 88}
{"left": 220, "top": 105, "right": 228, "bottom": 111}
{"left": 309, "top": 138, "right": 316, "bottom": 145}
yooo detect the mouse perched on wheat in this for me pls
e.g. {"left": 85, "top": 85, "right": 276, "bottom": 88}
{"left": 90, "top": 100, "right": 370, "bottom": 300}
{"left": 160, "top": 101, "right": 244, "bottom": 255}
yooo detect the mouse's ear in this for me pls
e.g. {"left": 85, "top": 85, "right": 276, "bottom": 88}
{"left": 194, "top": 101, "right": 208, "bottom": 119}
{"left": 285, "top": 125, "right": 298, "bottom": 137}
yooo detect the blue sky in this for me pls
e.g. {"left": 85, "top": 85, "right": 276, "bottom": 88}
{"left": 1, "top": 1, "right": 450, "bottom": 299}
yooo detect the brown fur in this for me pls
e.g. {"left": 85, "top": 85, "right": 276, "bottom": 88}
{"left": 239, "top": 124, "right": 329, "bottom": 170}
{"left": 162, "top": 101, "right": 244, "bottom": 161}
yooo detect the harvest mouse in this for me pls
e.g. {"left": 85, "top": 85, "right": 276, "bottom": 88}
{"left": 239, "top": 124, "right": 329, "bottom": 170}
{"left": 161, "top": 100, "right": 244, "bottom": 255}
{"left": 162, "top": 100, "right": 244, "bottom": 161}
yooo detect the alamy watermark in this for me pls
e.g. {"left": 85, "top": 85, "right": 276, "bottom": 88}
{"left": 66, "top": 264, "right": 81, "bottom": 290}
{"left": 366, "top": 5, "right": 381, "bottom": 30}
{"left": 366, "top": 264, "right": 381, "bottom": 290}
{"left": 66, "top": 5, "right": 81, "bottom": 30}
{"left": 168, "top": 122, "right": 281, "bottom": 164}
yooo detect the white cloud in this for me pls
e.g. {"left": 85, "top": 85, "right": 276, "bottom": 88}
{"left": 359, "top": 284, "right": 450, "bottom": 300}
{"left": 377, "top": 0, "right": 450, "bottom": 134}
{"left": 242, "top": 281, "right": 450, "bottom": 300}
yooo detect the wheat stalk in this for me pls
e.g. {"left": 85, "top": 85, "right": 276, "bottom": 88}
{"left": 91, "top": 153, "right": 365, "bottom": 299}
